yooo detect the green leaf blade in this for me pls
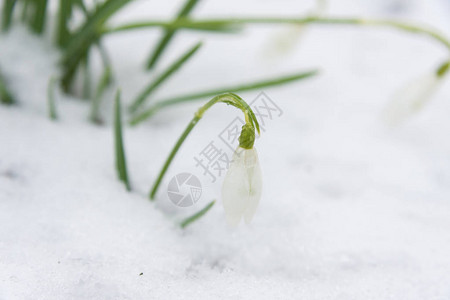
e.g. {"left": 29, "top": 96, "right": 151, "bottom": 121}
{"left": 146, "top": 0, "right": 201, "bottom": 69}
{"left": 180, "top": 200, "right": 215, "bottom": 228}
{"left": 129, "top": 41, "right": 202, "bottom": 113}
{"left": 2, "top": 0, "right": 17, "bottom": 31}
{"left": 114, "top": 90, "right": 131, "bottom": 191}
{"left": 47, "top": 76, "right": 58, "bottom": 120}
{"left": 0, "top": 69, "right": 15, "bottom": 105}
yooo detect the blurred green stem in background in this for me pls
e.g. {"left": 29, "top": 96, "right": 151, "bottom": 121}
{"left": 61, "top": 0, "right": 133, "bottom": 92}
{"left": 0, "top": 69, "right": 15, "bottom": 105}
{"left": 55, "top": 0, "right": 73, "bottom": 47}
{"left": 47, "top": 76, "right": 58, "bottom": 120}
{"left": 30, "top": 0, "right": 48, "bottom": 34}
{"left": 146, "top": 0, "right": 201, "bottom": 70}
{"left": 129, "top": 41, "right": 202, "bottom": 113}
{"left": 106, "top": 16, "right": 450, "bottom": 51}
{"left": 2, "top": 0, "right": 17, "bottom": 31}
{"left": 90, "top": 66, "right": 112, "bottom": 124}
{"left": 130, "top": 70, "right": 319, "bottom": 125}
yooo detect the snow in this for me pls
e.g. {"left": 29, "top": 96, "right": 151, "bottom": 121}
{"left": 1, "top": 0, "right": 450, "bottom": 299}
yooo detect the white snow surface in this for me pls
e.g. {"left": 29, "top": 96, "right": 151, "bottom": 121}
{"left": 1, "top": 0, "right": 450, "bottom": 299}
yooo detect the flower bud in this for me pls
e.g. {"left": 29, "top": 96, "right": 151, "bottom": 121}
{"left": 238, "top": 123, "right": 255, "bottom": 149}
{"left": 383, "top": 69, "right": 446, "bottom": 126}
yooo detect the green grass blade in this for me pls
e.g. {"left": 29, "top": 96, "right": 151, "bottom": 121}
{"left": 61, "top": 0, "right": 132, "bottom": 91}
{"left": 55, "top": 0, "right": 73, "bottom": 47}
{"left": 47, "top": 76, "right": 58, "bottom": 120}
{"left": 130, "top": 70, "right": 319, "bottom": 125}
{"left": 146, "top": 0, "right": 201, "bottom": 70}
{"left": 31, "top": 0, "right": 48, "bottom": 34}
{"left": 90, "top": 66, "right": 112, "bottom": 124}
{"left": 0, "top": 69, "right": 15, "bottom": 105}
{"left": 114, "top": 90, "right": 131, "bottom": 191}
{"left": 20, "top": 0, "right": 30, "bottom": 22}
{"left": 2, "top": 0, "right": 17, "bottom": 31}
{"left": 82, "top": 55, "right": 92, "bottom": 99}
{"left": 129, "top": 41, "right": 202, "bottom": 113}
{"left": 180, "top": 200, "right": 215, "bottom": 228}
{"left": 64, "top": 0, "right": 133, "bottom": 60}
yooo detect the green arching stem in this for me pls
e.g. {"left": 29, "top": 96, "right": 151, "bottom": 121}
{"left": 105, "top": 16, "right": 450, "bottom": 51}
{"left": 102, "top": 20, "right": 241, "bottom": 34}
{"left": 149, "top": 93, "right": 259, "bottom": 200}
{"left": 436, "top": 60, "right": 450, "bottom": 78}
{"left": 129, "top": 70, "right": 318, "bottom": 125}
{"left": 149, "top": 116, "right": 199, "bottom": 200}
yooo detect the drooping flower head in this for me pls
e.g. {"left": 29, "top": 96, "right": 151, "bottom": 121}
{"left": 222, "top": 123, "right": 262, "bottom": 227}
{"left": 383, "top": 60, "right": 449, "bottom": 126}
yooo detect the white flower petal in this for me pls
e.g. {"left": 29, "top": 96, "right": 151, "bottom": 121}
{"left": 222, "top": 147, "right": 263, "bottom": 226}
{"left": 243, "top": 148, "right": 262, "bottom": 224}
{"left": 222, "top": 147, "right": 249, "bottom": 226}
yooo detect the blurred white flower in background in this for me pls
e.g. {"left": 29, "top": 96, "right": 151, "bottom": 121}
{"left": 222, "top": 146, "right": 262, "bottom": 227}
{"left": 262, "top": 0, "right": 327, "bottom": 60}
{"left": 383, "top": 61, "right": 449, "bottom": 126}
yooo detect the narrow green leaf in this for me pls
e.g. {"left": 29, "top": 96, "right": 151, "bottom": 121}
{"left": 62, "top": 0, "right": 132, "bottom": 92}
{"left": 0, "top": 69, "right": 15, "bottom": 105}
{"left": 130, "top": 70, "right": 319, "bottom": 125}
{"left": 90, "top": 66, "right": 112, "bottom": 124}
{"left": 64, "top": 0, "right": 133, "bottom": 61}
{"left": 30, "top": 0, "right": 48, "bottom": 34}
{"left": 47, "top": 76, "right": 58, "bottom": 120}
{"left": 2, "top": 0, "right": 17, "bottom": 31}
{"left": 20, "top": 0, "right": 30, "bottom": 22}
{"left": 61, "top": 35, "right": 96, "bottom": 92}
{"left": 180, "top": 200, "right": 215, "bottom": 228}
{"left": 82, "top": 55, "right": 92, "bottom": 99}
{"left": 55, "top": 0, "right": 73, "bottom": 47}
{"left": 114, "top": 90, "right": 131, "bottom": 191}
{"left": 146, "top": 0, "right": 201, "bottom": 70}
{"left": 129, "top": 41, "right": 202, "bottom": 113}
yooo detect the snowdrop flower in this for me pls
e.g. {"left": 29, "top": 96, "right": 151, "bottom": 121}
{"left": 222, "top": 124, "right": 262, "bottom": 227}
{"left": 262, "top": 1, "right": 327, "bottom": 60}
{"left": 383, "top": 60, "right": 449, "bottom": 126}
